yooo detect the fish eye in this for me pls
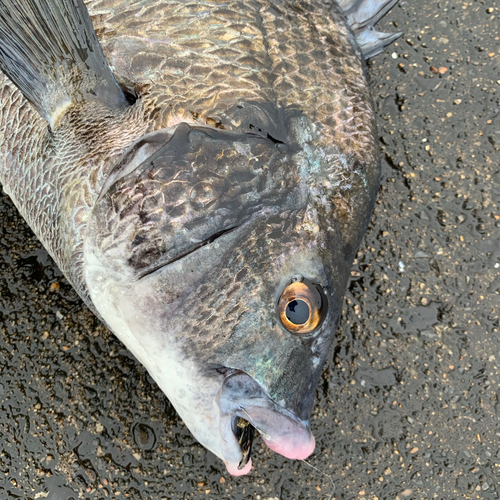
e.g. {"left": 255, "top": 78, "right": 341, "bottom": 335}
{"left": 278, "top": 278, "right": 326, "bottom": 334}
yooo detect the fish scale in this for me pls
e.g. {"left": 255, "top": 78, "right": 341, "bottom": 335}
{"left": 0, "top": 0, "right": 376, "bottom": 284}
{"left": 94, "top": 132, "right": 295, "bottom": 274}
{"left": 0, "top": 0, "right": 400, "bottom": 475}
{"left": 88, "top": 0, "right": 374, "bottom": 153}
{"left": 0, "top": 91, "right": 148, "bottom": 304}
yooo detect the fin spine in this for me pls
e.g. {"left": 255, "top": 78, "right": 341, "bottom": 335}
{"left": 337, "top": 0, "right": 402, "bottom": 58}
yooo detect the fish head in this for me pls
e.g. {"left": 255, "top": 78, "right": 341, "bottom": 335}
{"left": 84, "top": 114, "right": 376, "bottom": 474}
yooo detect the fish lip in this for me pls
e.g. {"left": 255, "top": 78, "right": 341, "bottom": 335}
{"left": 217, "top": 371, "right": 315, "bottom": 475}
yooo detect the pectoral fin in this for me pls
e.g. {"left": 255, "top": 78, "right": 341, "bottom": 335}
{"left": 0, "top": 0, "right": 129, "bottom": 129}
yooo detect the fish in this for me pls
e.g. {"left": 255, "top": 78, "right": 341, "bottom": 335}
{"left": 0, "top": 0, "right": 400, "bottom": 476}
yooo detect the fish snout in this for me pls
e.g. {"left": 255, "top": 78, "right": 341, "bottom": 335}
{"left": 217, "top": 371, "right": 315, "bottom": 476}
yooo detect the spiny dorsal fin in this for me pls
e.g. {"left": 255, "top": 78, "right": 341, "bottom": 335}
{"left": 337, "top": 0, "right": 402, "bottom": 59}
{"left": 0, "top": 0, "right": 129, "bottom": 129}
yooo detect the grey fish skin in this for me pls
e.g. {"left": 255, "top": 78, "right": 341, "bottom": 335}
{"left": 0, "top": 0, "right": 399, "bottom": 476}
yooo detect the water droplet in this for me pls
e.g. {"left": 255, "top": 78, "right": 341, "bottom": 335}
{"left": 132, "top": 422, "right": 156, "bottom": 451}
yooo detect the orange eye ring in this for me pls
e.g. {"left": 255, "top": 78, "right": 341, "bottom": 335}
{"left": 278, "top": 279, "right": 325, "bottom": 334}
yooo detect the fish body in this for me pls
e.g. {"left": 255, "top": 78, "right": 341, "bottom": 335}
{"left": 0, "top": 0, "right": 399, "bottom": 475}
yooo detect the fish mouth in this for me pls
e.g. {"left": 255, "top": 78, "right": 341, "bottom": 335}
{"left": 233, "top": 416, "right": 255, "bottom": 471}
{"left": 217, "top": 371, "right": 315, "bottom": 476}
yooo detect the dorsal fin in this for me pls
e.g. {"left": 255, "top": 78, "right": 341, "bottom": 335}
{"left": 337, "top": 0, "right": 402, "bottom": 58}
{"left": 0, "top": 0, "right": 129, "bottom": 129}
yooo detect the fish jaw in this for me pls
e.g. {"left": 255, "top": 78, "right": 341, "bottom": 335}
{"left": 246, "top": 407, "right": 315, "bottom": 461}
{"left": 83, "top": 255, "right": 229, "bottom": 459}
{"left": 217, "top": 371, "right": 316, "bottom": 475}
{"left": 84, "top": 241, "right": 321, "bottom": 476}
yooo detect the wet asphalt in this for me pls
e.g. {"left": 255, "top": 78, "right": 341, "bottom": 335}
{"left": 1, "top": 1, "right": 499, "bottom": 499}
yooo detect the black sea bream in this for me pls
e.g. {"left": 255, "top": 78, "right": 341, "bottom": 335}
{"left": 0, "top": 0, "right": 400, "bottom": 475}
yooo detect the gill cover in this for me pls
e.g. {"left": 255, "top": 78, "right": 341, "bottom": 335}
{"left": 84, "top": 119, "right": 343, "bottom": 473}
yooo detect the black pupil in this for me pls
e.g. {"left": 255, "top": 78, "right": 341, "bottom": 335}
{"left": 286, "top": 300, "right": 310, "bottom": 325}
